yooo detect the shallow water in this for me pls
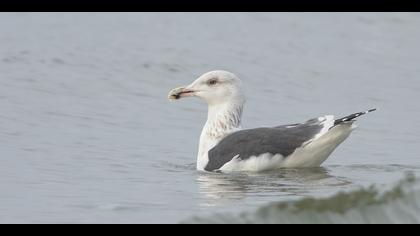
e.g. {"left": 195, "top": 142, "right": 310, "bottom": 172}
{"left": 1, "top": 12, "right": 420, "bottom": 223}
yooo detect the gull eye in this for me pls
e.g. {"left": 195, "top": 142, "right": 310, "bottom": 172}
{"left": 207, "top": 78, "right": 218, "bottom": 86}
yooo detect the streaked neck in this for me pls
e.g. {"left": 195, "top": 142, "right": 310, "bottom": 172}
{"left": 204, "top": 101, "right": 243, "bottom": 139}
{"left": 197, "top": 99, "right": 244, "bottom": 170}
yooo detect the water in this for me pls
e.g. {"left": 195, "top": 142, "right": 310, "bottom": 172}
{"left": 186, "top": 173, "right": 420, "bottom": 224}
{"left": 1, "top": 12, "right": 420, "bottom": 223}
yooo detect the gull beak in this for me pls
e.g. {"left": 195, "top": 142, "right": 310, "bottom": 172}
{"left": 168, "top": 86, "right": 196, "bottom": 101}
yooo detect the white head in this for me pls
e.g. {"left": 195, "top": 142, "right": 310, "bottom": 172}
{"left": 168, "top": 70, "right": 245, "bottom": 106}
{"left": 169, "top": 71, "right": 245, "bottom": 171}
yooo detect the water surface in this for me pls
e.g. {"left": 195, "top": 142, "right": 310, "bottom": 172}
{"left": 1, "top": 13, "right": 420, "bottom": 223}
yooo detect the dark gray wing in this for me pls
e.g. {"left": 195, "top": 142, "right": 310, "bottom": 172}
{"left": 205, "top": 119, "right": 324, "bottom": 171}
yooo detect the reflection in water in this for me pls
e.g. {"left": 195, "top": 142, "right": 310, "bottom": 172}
{"left": 197, "top": 172, "right": 250, "bottom": 205}
{"left": 186, "top": 173, "right": 420, "bottom": 224}
{"left": 2, "top": 13, "right": 420, "bottom": 223}
{"left": 196, "top": 167, "right": 352, "bottom": 208}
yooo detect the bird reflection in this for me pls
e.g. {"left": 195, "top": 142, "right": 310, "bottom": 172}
{"left": 196, "top": 167, "right": 352, "bottom": 208}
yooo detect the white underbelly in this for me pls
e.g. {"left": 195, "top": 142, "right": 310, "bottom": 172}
{"left": 219, "top": 123, "right": 354, "bottom": 172}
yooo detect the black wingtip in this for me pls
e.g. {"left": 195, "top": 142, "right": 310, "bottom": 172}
{"left": 334, "top": 108, "right": 377, "bottom": 126}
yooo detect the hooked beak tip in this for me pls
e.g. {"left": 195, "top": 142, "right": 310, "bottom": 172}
{"left": 168, "top": 87, "right": 195, "bottom": 101}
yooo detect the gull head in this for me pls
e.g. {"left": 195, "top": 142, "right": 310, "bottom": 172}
{"left": 168, "top": 70, "right": 244, "bottom": 106}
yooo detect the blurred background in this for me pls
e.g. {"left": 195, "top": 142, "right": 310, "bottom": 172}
{"left": 1, "top": 13, "right": 420, "bottom": 223}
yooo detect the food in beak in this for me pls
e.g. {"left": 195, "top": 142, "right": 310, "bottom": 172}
{"left": 168, "top": 87, "right": 194, "bottom": 100}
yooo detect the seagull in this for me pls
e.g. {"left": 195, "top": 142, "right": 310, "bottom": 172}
{"left": 168, "top": 70, "right": 376, "bottom": 172}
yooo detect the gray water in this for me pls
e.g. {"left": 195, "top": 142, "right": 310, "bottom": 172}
{"left": 1, "top": 13, "right": 420, "bottom": 224}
